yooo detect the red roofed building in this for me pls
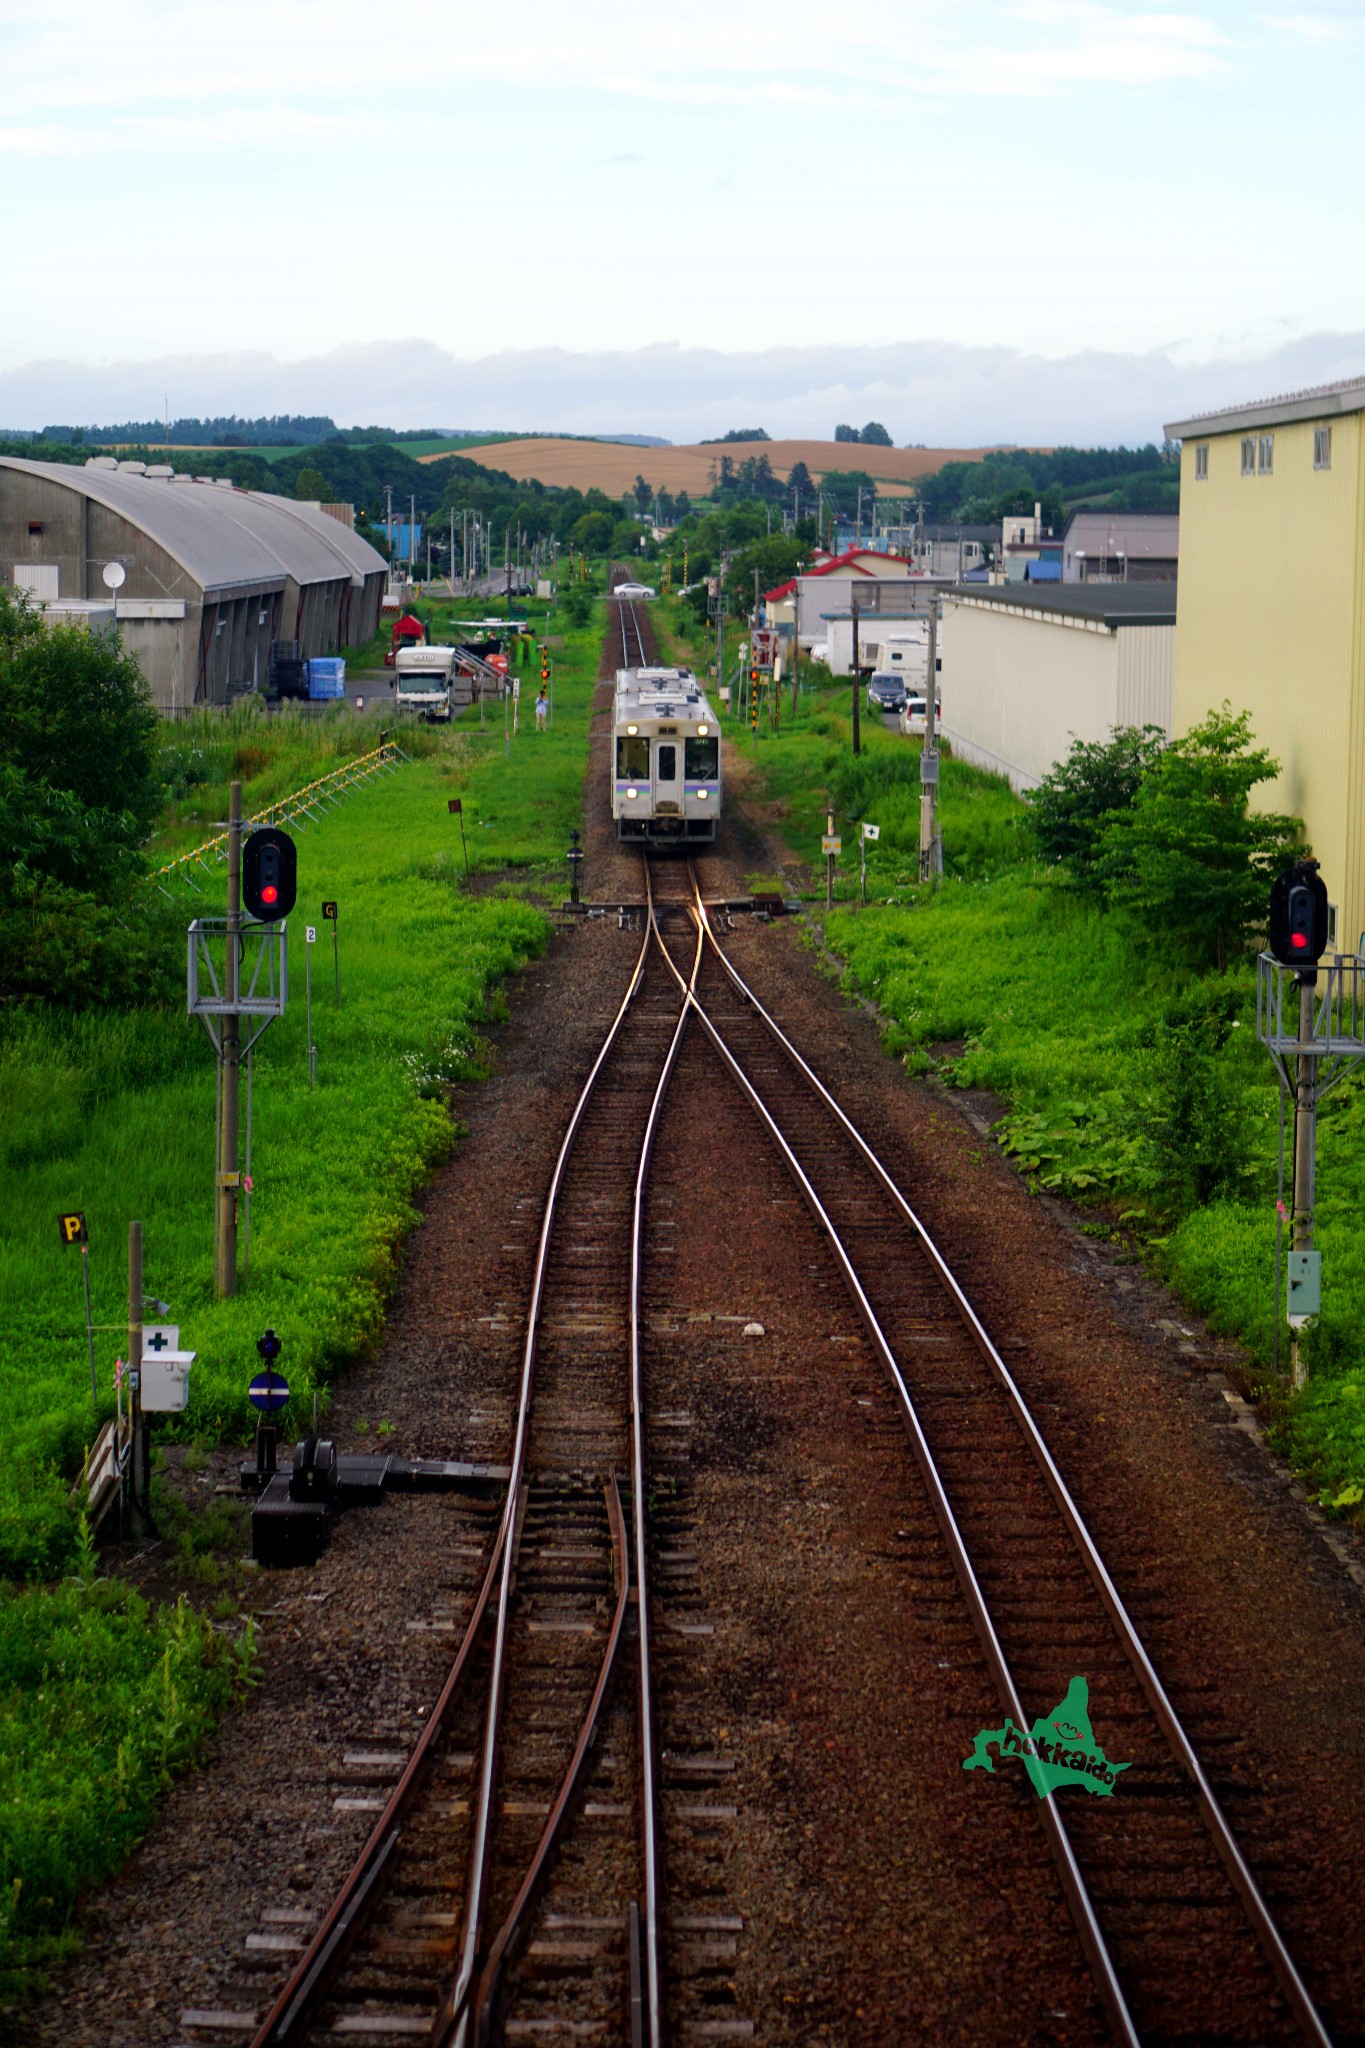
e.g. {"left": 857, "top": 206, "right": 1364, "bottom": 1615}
{"left": 763, "top": 549, "right": 918, "bottom": 653}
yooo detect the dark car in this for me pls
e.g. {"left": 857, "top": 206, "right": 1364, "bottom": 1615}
{"left": 866, "top": 671, "right": 908, "bottom": 713}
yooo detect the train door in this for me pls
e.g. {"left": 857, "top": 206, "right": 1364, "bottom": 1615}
{"left": 653, "top": 733, "right": 682, "bottom": 816}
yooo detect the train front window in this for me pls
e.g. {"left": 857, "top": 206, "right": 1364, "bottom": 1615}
{"left": 617, "top": 735, "right": 650, "bottom": 778}
{"left": 656, "top": 743, "right": 678, "bottom": 781}
{"left": 685, "top": 737, "right": 718, "bottom": 779}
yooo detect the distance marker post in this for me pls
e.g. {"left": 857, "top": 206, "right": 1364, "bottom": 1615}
{"left": 322, "top": 900, "right": 340, "bottom": 1007}
{"left": 305, "top": 925, "right": 317, "bottom": 1087}
{"left": 59, "top": 1210, "right": 97, "bottom": 1412}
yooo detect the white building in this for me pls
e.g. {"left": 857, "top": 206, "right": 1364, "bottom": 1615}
{"left": 940, "top": 584, "right": 1176, "bottom": 792}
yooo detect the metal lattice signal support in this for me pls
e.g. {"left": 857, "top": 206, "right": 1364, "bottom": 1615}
{"left": 190, "top": 910, "right": 289, "bottom": 1297}
{"left": 187, "top": 918, "right": 288, "bottom": 1055}
{"left": 151, "top": 738, "right": 408, "bottom": 897}
{"left": 1256, "top": 951, "right": 1365, "bottom": 1379}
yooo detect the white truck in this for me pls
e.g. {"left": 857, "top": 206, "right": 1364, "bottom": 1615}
{"left": 394, "top": 644, "right": 456, "bottom": 722}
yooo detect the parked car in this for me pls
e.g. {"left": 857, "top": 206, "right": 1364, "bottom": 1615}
{"left": 615, "top": 581, "right": 657, "bottom": 600}
{"left": 866, "top": 671, "right": 908, "bottom": 714}
{"left": 899, "top": 693, "right": 940, "bottom": 736}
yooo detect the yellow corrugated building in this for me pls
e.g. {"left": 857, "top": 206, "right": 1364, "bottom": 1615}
{"left": 1167, "top": 376, "right": 1365, "bottom": 949}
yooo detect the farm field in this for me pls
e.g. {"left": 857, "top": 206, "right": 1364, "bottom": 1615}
{"left": 432, "top": 435, "right": 1003, "bottom": 496}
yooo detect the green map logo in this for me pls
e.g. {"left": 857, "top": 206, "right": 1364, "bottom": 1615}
{"left": 963, "top": 1675, "right": 1130, "bottom": 1800}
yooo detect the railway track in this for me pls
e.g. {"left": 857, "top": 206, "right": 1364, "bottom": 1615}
{"left": 210, "top": 759, "right": 1332, "bottom": 2044}
{"left": 611, "top": 591, "right": 650, "bottom": 670}
{"left": 659, "top": 867, "right": 1333, "bottom": 2047}
{"left": 234, "top": 860, "right": 741, "bottom": 2048}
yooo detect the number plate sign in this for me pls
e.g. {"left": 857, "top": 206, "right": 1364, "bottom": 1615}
{"left": 58, "top": 1210, "right": 88, "bottom": 1246}
{"left": 822, "top": 835, "right": 842, "bottom": 856}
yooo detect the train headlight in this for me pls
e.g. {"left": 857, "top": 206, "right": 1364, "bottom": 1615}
{"left": 626, "top": 723, "right": 638, "bottom": 735}
{"left": 697, "top": 723, "right": 709, "bottom": 736}
{"left": 696, "top": 788, "right": 709, "bottom": 799}
{"left": 626, "top": 786, "right": 639, "bottom": 799}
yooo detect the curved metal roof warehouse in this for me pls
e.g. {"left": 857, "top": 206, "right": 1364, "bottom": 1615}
{"left": 0, "top": 456, "right": 388, "bottom": 711}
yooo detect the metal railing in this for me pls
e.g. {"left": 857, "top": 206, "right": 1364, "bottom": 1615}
{"left": 1255, "top": 950, "right": 1365, "bottom": 1098}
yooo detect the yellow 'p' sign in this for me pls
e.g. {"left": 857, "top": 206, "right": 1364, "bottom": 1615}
{"left": 58, "top": 1211, "right": 87, "bottom": 1247}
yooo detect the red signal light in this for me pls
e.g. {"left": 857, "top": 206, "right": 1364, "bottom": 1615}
{"left": 1291, "top": 930, "right": 1307, "bottom": 948}
{"left": 261, "top": 883, "right": 279, "bottom": 905}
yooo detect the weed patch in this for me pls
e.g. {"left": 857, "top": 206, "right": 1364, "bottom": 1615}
{"left": 738, "top": 671, "right": 1365, "bottom": 1524}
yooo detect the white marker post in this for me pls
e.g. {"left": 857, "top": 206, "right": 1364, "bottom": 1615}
{"left": 305, "top": 926, "right": 317, "bottom": 1086}
{"left": 861, "top": 820, "right": 880, "bottom": 907}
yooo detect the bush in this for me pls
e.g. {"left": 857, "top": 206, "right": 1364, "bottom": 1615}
{"left": 1098, "top": 703, "right": 1302, "bottom": 969}
{"left": 1026, "top": 725, "right": 1166, "bottom": 894}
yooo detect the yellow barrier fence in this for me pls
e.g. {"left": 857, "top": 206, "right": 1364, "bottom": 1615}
{"left": 149, "top": 739, "right": 407, "bottom": 893}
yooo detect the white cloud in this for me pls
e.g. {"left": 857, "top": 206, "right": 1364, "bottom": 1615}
{"left": 0, "top": 0, "right": 1230, "bottom": 116}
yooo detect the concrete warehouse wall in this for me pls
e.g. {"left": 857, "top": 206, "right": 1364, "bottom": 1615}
{"left": 941, "top": 597, "right": 1175, "bottom": 792}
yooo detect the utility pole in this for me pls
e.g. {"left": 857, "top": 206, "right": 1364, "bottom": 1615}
{"left": 128, "top": 1220, "right": 148, "bottom": 1534}
{"left": 851, "top": 596, "right": 862, "bottom": 756}
{"left": 385, "top": 485, "right": 394, "bottom": 576}
{"left": 790, "top": 570, "right": 800, "bottom": 717}
{"left": 216, "top": 781, "right": 242, "bottom": 1297}
{"left": 919, "top": 601, "right": 940, "bottom": 886}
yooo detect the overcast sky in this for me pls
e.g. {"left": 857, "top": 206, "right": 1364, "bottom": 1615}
{"left": 3, "top": 1, "right": 1362, "bottom": 442}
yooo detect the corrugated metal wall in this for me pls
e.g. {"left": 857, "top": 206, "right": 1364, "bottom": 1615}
{"left": 1174, "top": 414, "right": 1363, "bottom": 942}
{"left": 1115, "top": 626, "right": 1176, "bottom": 731}
{"left": 940, "top": 600, "right": 1120, "bottom": 792}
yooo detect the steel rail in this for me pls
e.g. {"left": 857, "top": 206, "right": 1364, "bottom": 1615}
{"left": 652, "top": 882, "right": 1138, "bottom": 2043}
{"left": 616, "top": 594, "right": 648, "bottom": 669}
{"left": 246, "top": 1522, "right": 511, "bottom": 2048}
{"left": 444, "top": 863, "right": 695, "bottom": 2048}
{"left": 687, "top": 881, "right": 1333, "bottom": 2048}
{"left": 252, "top": 899, "right": 660, "bottom": 2048}
{"left": 630, "top": 864, "right": 706, "bottom": 2048}
{"left": 467, "top": 1477, "right": 632, "bottom": 2043}
{"left": 433, "top": 896, "right": 658, "bottom": 2048}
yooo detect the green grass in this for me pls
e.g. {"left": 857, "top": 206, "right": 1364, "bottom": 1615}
{"left": 738, "top": 668, "right": 1365, "bottom": 1526}
{"left": 0, "top": 594, "right": 607, "bottom": 1986}
{"left": 0, "top": 1568, "right": 250, "bottom": 1993}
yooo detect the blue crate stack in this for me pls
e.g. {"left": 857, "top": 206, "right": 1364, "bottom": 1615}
{"left": 307, "top": 656, "right": 346, "bottom": 700}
